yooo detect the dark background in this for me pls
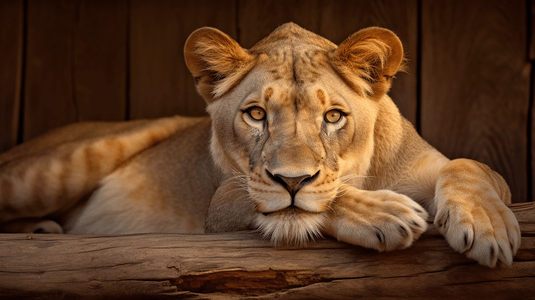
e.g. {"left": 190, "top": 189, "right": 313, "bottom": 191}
{"left": 0, "top": 0, "right": 533, "bottom": 202}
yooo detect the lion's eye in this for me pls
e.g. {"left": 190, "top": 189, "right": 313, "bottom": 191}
{"left": 247, "top": 107, "right": 266, "bottom": 121}
{"left": 325, "top": 110, "right": 342, "bottom": 123}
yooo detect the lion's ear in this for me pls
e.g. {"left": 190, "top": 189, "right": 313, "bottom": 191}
{"left": 329, "top": 27, "right": 405, "bottom": 100}
{"left": 184, "top": 27, "right": 255, "bottom": 103}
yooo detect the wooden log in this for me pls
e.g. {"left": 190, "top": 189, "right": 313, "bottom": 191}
{"left": 0, "top": 202, "right": 533, "bottom": 299}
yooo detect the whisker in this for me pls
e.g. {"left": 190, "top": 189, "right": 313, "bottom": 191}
{"left": 339, "top": 174, "right": 374, "bottom": 185}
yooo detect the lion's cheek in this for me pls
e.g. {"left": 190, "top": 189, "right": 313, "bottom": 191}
{"left": 337, "top": 146, "right": 374, "bottom": 179}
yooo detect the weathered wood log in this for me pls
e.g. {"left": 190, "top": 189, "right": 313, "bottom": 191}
{"left": 0, "top": 203, "right": 533, "bottom": 299}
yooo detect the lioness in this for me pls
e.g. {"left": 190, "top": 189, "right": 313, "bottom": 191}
{"left": 0, "top": 23, "right": 520, "bottom": 267}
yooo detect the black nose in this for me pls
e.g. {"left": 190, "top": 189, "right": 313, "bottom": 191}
{"left": 269, "top": 172, "right": 315, "bottom": 197}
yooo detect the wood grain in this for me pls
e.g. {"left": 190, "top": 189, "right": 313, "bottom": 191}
{"left": 74, "top": 0, "right": 127, "bottom": 122}
{"left": 531, "top": 0, "right": 535, "bottom": 202}
{"left": 532, "top": 56, "right": 535, "bottom": 202}
{"left": 529, "top": 0, "right": 535, "bottom": 60}
{"left": 318, "top": 0, "right": 418, "bottom": 125}
{"left": 0, "top": 203, "right": 533, "bottom": 299}
{"left": 238, "top": 0, "right": 321, "bottom": 48}
{"left": 129, "top": 0, "right": 236, "bottom": 119}
{"left": 0, "top": 0, "right": 23, "bottom": 152}
{"left": 23, "top": 0, "right": 128, "bottom": 141}
{"left": 420, "top": 0, "right": 531, "bottom": 202}
{"left": 23, "top": 0, "right": 78, "bottom": 141}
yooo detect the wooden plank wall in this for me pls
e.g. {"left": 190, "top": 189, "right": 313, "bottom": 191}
{"left": 130, "top": 0, "right": 236, "bottom": 119}
{"left": 0, "top": 0, "right": 23, "bottom": 152}
{"left": 421, "top": 0, "right": 532, "bottom": 203}
{"left": 0, "top": 0, "right": 532, "bottom": 202}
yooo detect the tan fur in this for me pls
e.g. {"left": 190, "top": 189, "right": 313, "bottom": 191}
{"left": 0, "top": 23, "right": 520, "bottom": 268}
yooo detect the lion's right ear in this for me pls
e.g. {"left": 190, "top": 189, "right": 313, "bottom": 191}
{"left": 184, "top": 27, "right": 255, "bottom": 103}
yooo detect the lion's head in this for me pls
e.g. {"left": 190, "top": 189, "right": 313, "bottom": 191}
{"left": 184, "top": 23, "right": 405, "bottom": 245}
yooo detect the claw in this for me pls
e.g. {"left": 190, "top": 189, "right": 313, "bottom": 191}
{"left": 397, "top": 224, "right": 408, "bottom": 237}
{"left": 413, "top": 207, "right": 424, "bottom": 214}
{"left": 374, "top": 226, "right": 385, "bottom": 246}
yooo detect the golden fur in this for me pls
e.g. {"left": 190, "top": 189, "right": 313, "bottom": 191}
{"left": 0, "top": 23, "right": 520, "bottom": 267}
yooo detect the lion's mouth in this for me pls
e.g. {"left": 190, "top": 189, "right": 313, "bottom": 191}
{"left": 261, "top": 205, "right": 321, "bottom": 216}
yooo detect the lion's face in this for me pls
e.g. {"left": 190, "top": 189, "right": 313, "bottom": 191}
{"left": 185, "top": 23, "right": 404, "bottom": 244}
{"left": 207, "top": 61, "right": 378, "bottom": 244}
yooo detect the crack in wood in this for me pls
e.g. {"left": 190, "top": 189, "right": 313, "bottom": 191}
{"left": 445, "top": 279, "right": 515, "bottom": 286}
{"left": 172, "top": 269, "right": 328, "bottom": 295}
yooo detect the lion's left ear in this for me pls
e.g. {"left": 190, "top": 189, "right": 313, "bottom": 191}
{"left": 184, "top": 27, "right": 255, "bottom": 103}
{"left": 329, "top": 27, "right": 405, "bottom": 99}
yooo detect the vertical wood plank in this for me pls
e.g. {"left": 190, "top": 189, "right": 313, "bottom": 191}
{"left": 24, "top": 0, "right": 77, "bottom": 141}
{"left": 238, "top": 0, "right": 321, "bottom": 48}
{"left": 529, "top": 0, "right": 535, "bottom": 60}
{"left": 24, "top": 0, "right": 128, "bottom": 141}
{"left": 531, "top": 68, "right": 535, "bottom": 202}
{"left": 531, "top": 0, "right": 535, "bottom": 202}
{"left": 318, "top": 0, "right": 418, "bottom": 125}
{"left": 75, "top": 0, "right": 127, "bottom": 121}
{"left": 0, "top": 0, "right": 23, "bottom": 152}
{"left": 129, "top": 0, "right": 236, "bottom": 119}
{"left": 421, "top": 0, "right": 530, "bottom": 202}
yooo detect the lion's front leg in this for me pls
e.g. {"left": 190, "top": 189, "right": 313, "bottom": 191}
{"left": 205, "top": 177, "right": 258, "bottom": 233}
{"left": 323, "top": 186, "right": 428, "bottom": 252}
{"left": 434, "top": 158, "right": 521, "bottom": 267}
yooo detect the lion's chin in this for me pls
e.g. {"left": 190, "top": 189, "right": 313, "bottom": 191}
{"left": 254, "top": 207, "right": 327, "bottom": 246}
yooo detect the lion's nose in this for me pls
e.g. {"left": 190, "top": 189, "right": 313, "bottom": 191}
{"left": 269, "top": 173, "right": 316, "bottom": 198}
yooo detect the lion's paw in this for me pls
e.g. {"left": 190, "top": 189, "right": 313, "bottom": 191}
{"left": 435, "top": 198, "right": 520, "bottom": 267}
{"left": 325, "top": 189, "right": 428, "bottom": 252}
